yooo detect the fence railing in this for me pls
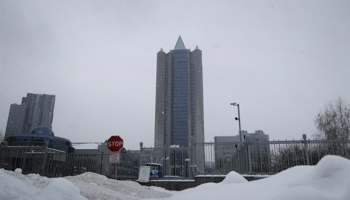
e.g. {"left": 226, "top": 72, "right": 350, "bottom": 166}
{"left": 0, "top": 142, "right": 140, "bottom": 179}
{"left": 140, "top": 135, "right": 350, "bottom": 177}
{"left": 2, "top": 135, "right": 350, "bottom": 179}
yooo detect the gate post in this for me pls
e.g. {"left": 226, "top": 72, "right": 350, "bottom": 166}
{"left": 21, "top": 146, "right": 28, "bottom": 173}
{"left": 41, "top": 141, "right": 49, "bottom": 176}
{"left": 302, "top": 134, "right": 310, "bottom": 165}
{"left": 246, "top": 137, "right": 252, "bottom": 174}
{"left": 100, "top": 152, "right": 104, "bottom": 175}
{"left": 139, "top": 142, "right": 143, "bottom": 166}
{"left": 191, "top": 140, "right": 195, "bottom": 178}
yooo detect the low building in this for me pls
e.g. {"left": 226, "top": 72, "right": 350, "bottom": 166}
{"left": 5, "top": 126, "right": 74, "bottom": 153}
{"left": 214, "top": 130, "right": 270, "bottom": 173}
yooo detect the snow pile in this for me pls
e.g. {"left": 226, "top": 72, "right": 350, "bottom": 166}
{"left": 220, "top": 171, "right": 248, "bottom": 184}
{"left": 0, "top": 169, "right": 172, "bottom": 200}
{"left": 153, "top": 155, "right": 350, "bottom": 200}
{"left": 64, "top": 172, "right": 172, "bottom": 200}
{"left": 1, "top": 155, "right": 350, "bottom": 200}
{"left": 0, "top": 169, "right": 87, "bottom": 200}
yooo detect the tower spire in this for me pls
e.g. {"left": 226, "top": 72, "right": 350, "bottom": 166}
{"left": 174, "top": 36, "right": 186, "bottom": 50}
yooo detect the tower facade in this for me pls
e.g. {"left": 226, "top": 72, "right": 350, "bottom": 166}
{"left": 5, "top": 104, "right": 27, "bottom": 138}
{"left": 154, "top": 37, "right": 205, "bottom": 171}
{"left": 5, "top": 93, "right": 55, "bottom": 138}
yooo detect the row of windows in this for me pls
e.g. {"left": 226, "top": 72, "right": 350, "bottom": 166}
{"left": 173, "top": 125, "right": 188, "bottom": 129}
{"left": 172, "top": 101, "right": 187, "bottom": 104}
{"left": 164, "top": 62, "right": 169, "bottom": 145}
{"left": 173, "top": 85, "right": 187, "bottom": 90}
{"left": 173, "top": 85, "right": 187, "bottom": 89}
{"left": 173, "top": 106, "right": 187, "bottom": 110}
{"left": 172, "top": 102, "right": 187, "bottom": 105}
{"left": 173, "top": 54, "right": 187, "bottom": 57}
{"left": 173, "top": 74, "right": 187, "bottom": 77}
{"left": 173, "top": 105, "right": 187, "bottom": 109}
{"left": 172, "top": 116, "right": 187, "bottom": 120}
{"left": 173, "top": 80, "right": 187, "bottom": 83}
{"left": 172, "top": 109, "right": 188, "bottom": 113}
{"left": 173, "top": 86, "right": 187, "bottom": 90}
{"left": 173, "top": 94, "right": 186, "bottom": 99}
{"left": 173, "top": 76, "right": 187, "bottom": 80}
{"left": 173, "top": 91, "right": 187, "bottom": 95}
{"left": 176, "top": 61, "right": 186, "bottom": 64}
{"left": 190, "top": 64, "right": 195, "bottom": 136}
{"left": 173, "top": 52, "right": 187, "bottom": 56}
{"left": 172, "top": 132, "right": 188, "bottom": 138}
{"left": 173, "top": 69, "right": 187, "bottom": 72}
{"left": 173, "top": 92, "right": 187, "bottom": 95}
{"left": 173, "top": 92, "right": 187, "bottom": 96}
{"left": 173, "top": 112, "right": 188, "bottom": 116}
{"left": 173, "top": 62, "right": 186, "bottom": 65}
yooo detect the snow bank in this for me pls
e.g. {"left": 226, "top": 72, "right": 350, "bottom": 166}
{"left": 64, "top": 172, "right": 172, "bottom": 200}
{"left": 0, "top": 169, "right": 172, "bottom": 200}
{"left": 0, "top": 169, "right": 87, "bottom": 200}
{"left": 156, "top": 155, "right": 350, "bottom": 200}
{"left": 1, "top": 155, "right": 350, "bottom": 200}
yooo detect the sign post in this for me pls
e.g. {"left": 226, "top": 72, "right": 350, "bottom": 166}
{"left": 107, "top": 136, "right": 123, "bottom": 180}
{"left": 109, "top": 152, "right": 120, "bottom": 164}
{"left": 137, "top": 166, "right": 151, "bottom": 183}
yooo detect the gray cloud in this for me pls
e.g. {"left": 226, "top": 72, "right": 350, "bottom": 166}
{"left": 1, "top": 0, "right": 350, "bottom": 149}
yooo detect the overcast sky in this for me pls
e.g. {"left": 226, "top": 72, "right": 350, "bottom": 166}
{"left": 1, "top": 0, "right": 349, "bottom": 150}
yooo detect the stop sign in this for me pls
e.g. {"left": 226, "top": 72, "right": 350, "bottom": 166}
{"left": 107, "top": 136, "right": 123, "bottom": 152}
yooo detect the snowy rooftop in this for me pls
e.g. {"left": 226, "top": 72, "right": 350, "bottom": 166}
{"left": 72, "top": 143, "right": 100, "bottom": 149}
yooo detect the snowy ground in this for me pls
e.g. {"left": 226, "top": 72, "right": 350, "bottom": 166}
{"left": 64, "top": 173, "right": 173, "bottom": 200}
{"left": 1, "top": 155, "right": 350, "bottom": 200}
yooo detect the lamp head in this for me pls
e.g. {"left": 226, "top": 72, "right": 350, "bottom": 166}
{"left": 230, "top": 103, "right": 236, "bottom": 106}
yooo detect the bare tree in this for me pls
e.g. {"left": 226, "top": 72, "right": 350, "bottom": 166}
{"left": 314, "top": 97, "right": 350, "bottom": 140}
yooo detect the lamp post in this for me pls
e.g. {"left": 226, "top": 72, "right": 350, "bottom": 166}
{"left": 230, "top": 103, "right": 242, "bottom": 143}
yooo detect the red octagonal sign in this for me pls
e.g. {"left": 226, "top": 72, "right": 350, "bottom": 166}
{"left": 107, "top": 136, "right": 123, "bottom": 152}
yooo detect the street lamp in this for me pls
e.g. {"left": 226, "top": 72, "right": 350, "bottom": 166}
{"left": 230, "top": 103, "right": 242, "bottom": 143}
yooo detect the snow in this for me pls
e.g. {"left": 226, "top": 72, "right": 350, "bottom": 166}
{"left": 220, "top": 171, "right": 247, "bottom": 184}
{"left": 1, "top": 155, "right": 350, "bottom": 200}
{"left": 72, "top": 143, "right": 100, "bottom": 149}
{"left": 0, "top": 169, "right": 171, "bottom": 200}
{"left": 154, "top": 155, "right": 350, "bottom": 200}
{"left": 64, "top": 172, "right": 171, "bottom": 200}
{"left": 0, "top": 169, "right": 86, "bottom": 200}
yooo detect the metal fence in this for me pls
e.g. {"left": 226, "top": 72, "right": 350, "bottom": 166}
{"left": 0, "top": 142, "right": 140, "bottom": 179}
{"left": 2, "top": 135, "right": 350, "bottom": 179}
{"left": 140, "top": 145, "right": 192, "bottom": 178}
{"left": 140, "top": 135, "right": 350, "bottom": 177}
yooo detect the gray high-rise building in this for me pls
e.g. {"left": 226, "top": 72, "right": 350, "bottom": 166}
{"left": 5, "top": 93, "right": 55, "bottom": 138}
{"left": 154, "top": 37, "right": 205, "bottom": 171}
{"left": 5, "top": 104, "right": 27, "bottom": 138}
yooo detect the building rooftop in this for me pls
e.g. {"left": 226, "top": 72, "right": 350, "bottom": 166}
{"left": 174, "top": 36, "right": 186, "bottom": 50}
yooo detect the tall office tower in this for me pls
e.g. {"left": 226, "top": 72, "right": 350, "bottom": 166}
{"left": 5, "top": 93, "right": 55, "bottom": 138}
{"left": 5, "top": 104, "right": 27, "bottom": 138}
{"left": 154, "top": 37, "right": 205, "bottom": 171}
{"left": 22, "top": 93, "right": 55, "bottom": 133}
